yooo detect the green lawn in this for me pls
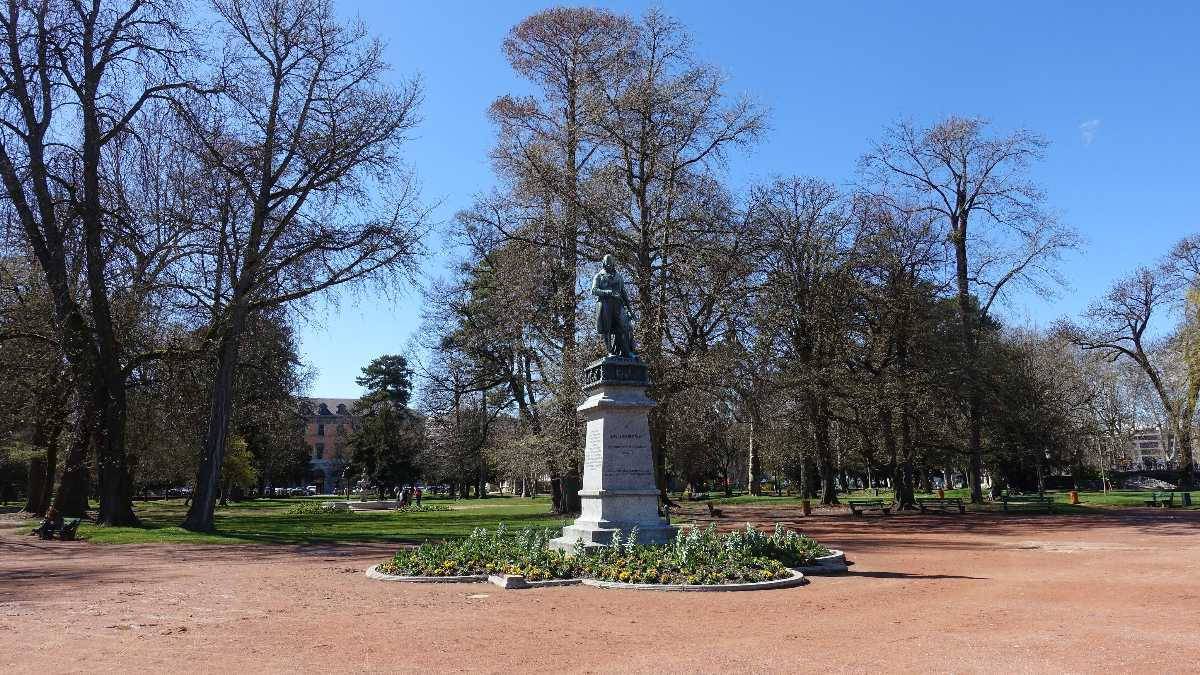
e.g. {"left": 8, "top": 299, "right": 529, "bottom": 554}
{"left": 16, "top": 487, "right": 1198, "bottom": 546}
{"left": 48, "top": 495, "right": 570, "bottom": 545}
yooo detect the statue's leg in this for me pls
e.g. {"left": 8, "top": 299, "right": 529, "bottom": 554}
{"left": 604, "top": 332, "right": 615, "bottom": 355}
{"left": 617, "top": 331, "right": 631, "bottom": 358}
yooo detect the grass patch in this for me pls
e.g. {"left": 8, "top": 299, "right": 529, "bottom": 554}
{"left": 51, "top": 496, "right": 568, "bottom": 545}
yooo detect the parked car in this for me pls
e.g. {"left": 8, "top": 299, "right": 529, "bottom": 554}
{"left": 305, "top": 485, "right": 317, "bottom": 496}
{"left": 273, "top": 487, "right": 288, "bottom": 497}
{"left": 287, "top": 487, "right": 305, "bottom": 496}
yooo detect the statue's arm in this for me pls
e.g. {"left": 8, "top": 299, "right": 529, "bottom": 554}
{"left": 591, "top": 273, "right": 611, "bottom": 298}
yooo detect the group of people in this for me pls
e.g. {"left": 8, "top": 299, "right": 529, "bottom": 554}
{"left": 397, "top": 485, "right": 422, "bottom": 508}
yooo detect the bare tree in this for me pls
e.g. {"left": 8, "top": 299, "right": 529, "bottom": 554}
{"left": 482, "top": 7, "right": 633, "bottom": 513}
{"left": 0, "top": 0, "right": 195, "bottom": 523}
{"left": 1059, "top": 266, "right": 1196, "bottom": 488}
{"left": 177, "top": 0, "right": 427, "bottom": 531}
{"left": 861, "top": 116, "right": 1077, "bottom": 502}
{"left": 748, "top": 177, "right": 857, "bottom": 504}
{"left": 592, "top": 9, "right": 764, "bottom": 499}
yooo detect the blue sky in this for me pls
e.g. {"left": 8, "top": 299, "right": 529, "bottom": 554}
{"left": 300, "top": 0, "right": 1200, "bottom": 397}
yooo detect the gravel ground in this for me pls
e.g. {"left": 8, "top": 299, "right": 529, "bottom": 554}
{"left": 3, "top": 507, "right": 1199, "bottom": 673}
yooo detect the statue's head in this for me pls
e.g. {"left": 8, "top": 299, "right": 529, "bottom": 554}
{"left": 602, "top": 254, "right": 615, "bottom": 272}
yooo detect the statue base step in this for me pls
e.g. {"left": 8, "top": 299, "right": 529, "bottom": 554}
{"left": 550, "top": 521, "right": 677, "bottom": 552}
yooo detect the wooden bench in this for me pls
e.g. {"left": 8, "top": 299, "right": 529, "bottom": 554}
{"left": 848, "top": 499, "right": 891, "bottom": 517}
{"left": 916, "top": 497, "right": 965, "bottom": 513}
{"left": 1144, "top": 492, "right": 1177, "bottom": 508}
{"left": 1000, "top": 494, "right": 1055, "bottom": 513}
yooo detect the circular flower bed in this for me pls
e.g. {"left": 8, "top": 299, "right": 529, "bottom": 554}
{"left": 395, "top": 504, "right": 450, "bottom": 513}
{"left": 375, "top": 524, "right": 830, "bottom": 586}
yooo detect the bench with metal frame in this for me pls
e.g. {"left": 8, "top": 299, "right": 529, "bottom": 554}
{"left": 1144, "top": 492, "right": 1177, "bottom": 508}
{"left": 848, "top": 499, "right": 892, "bottom": 517}
{"left": 916, "top": 496, "right": 966, "bottom": 514}
{"left": 1000, "top": 493, "right": 1055, "bottom": 513}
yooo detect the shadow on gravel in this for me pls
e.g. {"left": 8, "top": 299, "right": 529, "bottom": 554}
{"left": 848, "top": 571, "right": 986, "bottom": 581}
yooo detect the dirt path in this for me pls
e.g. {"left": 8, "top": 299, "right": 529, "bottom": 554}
{"left": 3, "top": 507, "right": 1199, "bottom": 673}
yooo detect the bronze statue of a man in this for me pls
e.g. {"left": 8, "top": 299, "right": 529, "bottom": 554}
{"left": 592, "top": 254, "right": 637, "bottom": 359}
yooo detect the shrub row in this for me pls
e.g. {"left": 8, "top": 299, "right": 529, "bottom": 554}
{"left": 377, "top": 524, "right": 829, "bottom": 585}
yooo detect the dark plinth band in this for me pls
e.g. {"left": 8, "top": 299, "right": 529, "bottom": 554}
{"left": 583, "top": 357, "right": 650, "bottom": 390}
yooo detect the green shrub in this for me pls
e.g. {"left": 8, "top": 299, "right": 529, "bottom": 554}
{"left": 723, "top": 523, "right": 830, "bottom": 567}
{"left": 377, "top": 523, "right": 825, "bottom": 585}
{"left": 378, "top": 525, "right": 585, "bottom": 580}
{"left": 396, "top": 504, "right": 450, "bottom": 513}
{"left": 582, "top": 525, "right": 791, "bottom": 585}
{"left": 285, "top": 501, "right": 351, "bottom": 516}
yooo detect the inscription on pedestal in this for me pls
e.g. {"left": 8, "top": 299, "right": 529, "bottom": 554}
{"left": 604, "top": 423, "right": 652, "bottom": 479}
{"left": 584, "top": 424, "right": 603, "bottom": 472}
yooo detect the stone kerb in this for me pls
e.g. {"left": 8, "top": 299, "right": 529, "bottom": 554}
{"left": 365, "top": 564, "right": 486, "bottom": 584}
{"left": 581, "top": 569, "right": 807, "bottom": 592}
{"left": 365, "top": 565, "right": 810, "bottom": 592}
{"left": 793, "top": 550, "right": 848, "bottom": 575}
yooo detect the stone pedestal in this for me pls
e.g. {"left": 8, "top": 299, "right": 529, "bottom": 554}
{"left": 551, "top": 358, "right": 676, "bottom": 552}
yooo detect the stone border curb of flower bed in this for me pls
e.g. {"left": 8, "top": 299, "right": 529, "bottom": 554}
{"left": 794, "top": 550, "right": 848, "bottom": 575}
{"left": 487, "top": 574, "right": 583, "bottom": 589}
{"left": 365, "top": 565, "right": 487, "bottom": 584}
{"left": 581, "top": 568, "right": 806, "bottom": 592}
{"left": 366, "top": 555, "right": 841, "bottom": 590}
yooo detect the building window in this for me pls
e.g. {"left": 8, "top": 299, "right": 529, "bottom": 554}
{"left": 317, "top": 423, "right": 325, "bottom": 436}
{"left": 315, "top": 443, "right": 325, "bottom": 459}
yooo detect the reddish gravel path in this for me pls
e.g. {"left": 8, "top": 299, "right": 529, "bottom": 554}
{"left": 3, "top": 507, "right": 1200, "bottom": 673}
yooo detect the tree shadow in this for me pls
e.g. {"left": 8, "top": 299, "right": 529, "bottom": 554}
{"left": 847, "top": 571, "right": 986, "bottom": 580}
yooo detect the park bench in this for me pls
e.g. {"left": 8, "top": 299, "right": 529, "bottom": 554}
{"left": 1000, "top": 493, "right": 1055, "bottom": 513}
{"left": 916, "top": 496, "right": 965, "bottom": 513}
{"left": 848, "top": 499, "right": 891, "bottom": 517}
{"left": 1144, "top": 492, "right": 1177, "bottom": 508}
{"left": 30, "top": 517, "right": 81, "bottom": 541}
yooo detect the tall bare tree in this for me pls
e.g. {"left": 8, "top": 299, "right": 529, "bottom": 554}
{"left": 177, "top": 0, "right": 426, "bottom": 531}
{"left": 862, "top": 116, "right": 1077, "bottom": 502}
{"left": 1060, "top": 264, "right": 1197, "bottom": 488}
{"left": 482, "top": 7, "right": 632, "bottom": 513}
{"left": 592, "top": 9, "right": 764, "bottom": 498}
{"left": 0, "top": 0, "right": 194, "bottom": 523}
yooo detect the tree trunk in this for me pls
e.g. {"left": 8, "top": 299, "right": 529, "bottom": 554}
{"left": 561, "top": 474, "right": 580, "bottom": 512}
{"left": 183, "top": 306, "right": 247, "bottom": 532}
{"left": 806, "top": 395, "right": 838, "bottom": 505}
{"left": 94, "top": 375, "right": 137, "bottom": 525}
{"left": 80, "top": 70, "right": 137, "bottom": 527}
{"left": 951, "top": 213, "right": 986, "bottom": 504}
{"left": 24, "top": 457, "right": 46, "bottom": 516}
{"left": 1175, "top": 424, "right": 1195, "bottom": 489}
{"left": 748, "top": 418, "right": 762, "bottom": 496}
{"left": 53, "top": 396, "right": 96, "bottom": 518}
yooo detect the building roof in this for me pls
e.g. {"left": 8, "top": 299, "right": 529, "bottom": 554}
{"left": 305, "top": 397, "right": 357, "bottom": 417}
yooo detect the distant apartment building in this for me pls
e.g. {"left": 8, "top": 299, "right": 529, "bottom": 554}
{"left": 305, "top": 398, "right": 358, "bottom": 493}
{"left": 1127, "top": 428, "right": 1175, "bottom": 471}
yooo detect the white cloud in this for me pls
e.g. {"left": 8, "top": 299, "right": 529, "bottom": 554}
{"left": 1079, "top": 119, "right": 1101, "bottom": 146}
